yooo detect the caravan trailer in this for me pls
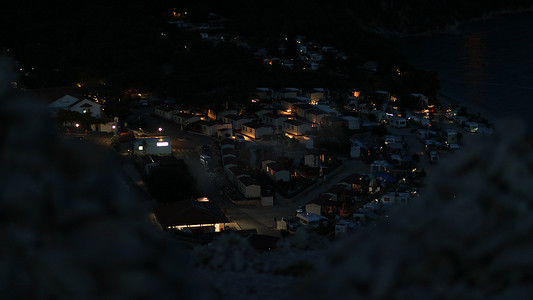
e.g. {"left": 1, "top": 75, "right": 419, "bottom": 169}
{"left": 391, "top": 117, "right": 407, "bottom": 128}
{"left": 296, "top": 212, "right": 327, "bottom": 228}
{"left": 464, "top": 122, "right": 478, "bottom": 133}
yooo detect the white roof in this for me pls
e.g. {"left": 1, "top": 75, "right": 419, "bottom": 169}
{"left": 375, "top": 90, "right": 390, "bottom": 95}
{"left": 48, "top": 94, "right": 79, "bottom": 109}
{"left": 341, "top": 115, "right": 359, "bottom": 121}
{"left": 296, "top": 212, "right": 326, "bottom": 222}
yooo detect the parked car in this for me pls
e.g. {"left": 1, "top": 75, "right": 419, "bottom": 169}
{"left": 448, "top": 143, "right": 461, "bottom": 151}
{"left": 201, "top": 144, "right": 210, "bottom": 153}
{"left": 234, "top": 134, "right": 246, "bottom": 142}
{"left": 429, "top": 151, "right": 439, "bottom": 164}
{"left": 200, "top": 154, "right": 214, "bottom": 171}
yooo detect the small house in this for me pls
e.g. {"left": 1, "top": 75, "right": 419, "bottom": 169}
{"left": 241, "top": 122, "right": 274, "bottom": 140}
{"left": 194, "top": 120, "right": 232, "bottom": 136}
{"left": 237, "top": 176, "right": 261, "bottom": 199}
{"left": 296, "top": 212, "right": 327, "bottom": 228}
{"left": 221, "top": 114, "right": 254, "bottom": 131}
{"left": 227, "top": 166, "right": 251, "bottom": 185}
{"left": 307, "top": 192, "right": 342, "bottom": 217}
{"left": 255, "top": 88, "right": 273, "bottom": 100}
{"left": 391, "top": 117, "right": 407, "bottom": 128}
{"left": 264, "top": 161, "right": 290, "bottom": 182}
{"left": 154, "top": 106, "right": 177, "bottom": 121}
{"left": 464, "top": 121, "right": 478, "bottom": 133}
{"left": 370, "top": 160, "right": 392, "bottom": 174}
{"left": 338, "top": 173, "right": 369, "bottom": 194}
{"left": 342, "top": 116, "right": 360, "bottom": 130}
{"left": 335, "top": 219, "right": 358, "bottom": 236}
{"left": 282, "top": 119, "right": 312, "bottom": 136}
{"left": 444, "top": 129, "right": 458, "bottom": 144}
{"left": 303, "top": 88, "right": 326, "bottom": 105}
{"left": 48, "top": 94, "right": 80, "bottom": 116}
{"left": 70, "top": 99, "right": 103, "bottom": 118}
{"left": 306, "top": 109, "right": 331, "bottom": 124}
{"left": 172, "top": 112, "right": 201, "bottom": 127}
{"left": 304, "top": 153, "right": 319, "bottom": 168}
{"left": 261, "top": 113, "right": 288, "bottom": 132}
{"left": 280, "top": 97, "right": 305, "bottom": 112}
{"left": 293, "top": 103, "right": 316, "bottom": 118}
{"left": 384, "top": 135, "right": 403, "bottom": 145}
{"left": 215, "top": 109, "right": 239, "bottom": 121}
{"left": 261, "top": 189, "right": 275, "bottom": 207}
{"left": 274, "top": 88, "right": 300, "bottom": 100}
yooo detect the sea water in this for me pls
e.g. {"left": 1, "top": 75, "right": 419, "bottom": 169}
{"left": 393, "top": 11, "right": 533, "bottom": 133}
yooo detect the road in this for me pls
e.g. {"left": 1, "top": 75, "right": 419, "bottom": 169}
{"left": 119, "top": 107, "right": 479, "bottom": 238}
{"left": 127, "top": 107, "right": 376, "bottom": 237}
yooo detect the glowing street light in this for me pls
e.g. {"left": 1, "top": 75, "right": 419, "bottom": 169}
{"left": 75, "top": 123, "right": 79, "bottom": 128}
{"left": 158, "top": 127, "right": 163, "bottom": 134}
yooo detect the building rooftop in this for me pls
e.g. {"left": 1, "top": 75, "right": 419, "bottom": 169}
{"left": 266, "top": 162, "right": 287, "bottom": 172}
{"left": 238, "top": 176, "right": 259, "bottom": 187}
{"left": 242, "top": 121, "right": 270, "bottom": 129}
{"left": 153, "top": 200, "right": 229, "bottom": 227}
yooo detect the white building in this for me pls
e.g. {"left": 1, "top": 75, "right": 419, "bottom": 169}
{"left": 342, "top": 116, "right": 360, "bottom": 130}
{"left": 237, "top": 176, "right": 261, "bottom": 199}
{"left": 133, "top": 136, "right": 172, "bottom": 156}
{"left": 391, "top": 117, "right": 407, "bottom": 128}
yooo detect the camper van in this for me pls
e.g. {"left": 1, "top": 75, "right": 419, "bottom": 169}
{"left": 296, "top": 212, "right": 327, "bottom": 228}
{"left": 464, "top": 121, "right": 478, "bottom": 133}
{"left": 391, "top": 117, "right": 407, "bottom": 128}
{"left": 444, "top": 129, "right": 458, "bottom": 144}
{"left": 429, "top": 151, "right": 439, "bottom": 164}
{"left": 384, "top": 135, "right": 403, "bottom": 145}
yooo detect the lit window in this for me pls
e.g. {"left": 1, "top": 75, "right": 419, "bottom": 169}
{"left": 156, "top": 142, "right": 169, "bottom": 147}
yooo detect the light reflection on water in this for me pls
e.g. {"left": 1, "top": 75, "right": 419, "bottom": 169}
{"left": 393, "top": 11, "right": 533, "bottom": 133}
{"left": 462, "top": 33, "right": 488, "bottom": 106}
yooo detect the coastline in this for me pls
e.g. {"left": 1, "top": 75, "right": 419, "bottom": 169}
{"left": 375, "top": 6, "right": 533, "bottom": 38}
{"left": 437, "top": 92, "right": 495, "bottom": 128}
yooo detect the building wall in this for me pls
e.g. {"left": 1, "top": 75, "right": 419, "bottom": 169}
{"left": 70, "top": 100, "right": 102, "bottom": 118}
{"left": 272, "top": 170, "right": 290, "bottom": 182}
{"left": 261, "top": 196, "right": 274, "bottom": 206}
{"left": 238, "top": 183, "right": 261, "bottom": 198}
{"left": 305, "top": 203, "right": 322, "bottom": 216}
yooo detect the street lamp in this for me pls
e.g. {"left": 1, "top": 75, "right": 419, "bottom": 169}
{"left": 158, "top": 127, "right": 162, "bottom": 134}
{"left": 75, "top": 123, "right": 79, "bottom": 128}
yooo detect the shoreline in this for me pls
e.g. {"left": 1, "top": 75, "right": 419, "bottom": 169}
{"left": 375, "top": 6, "right": 533, "bottom": 38}
{"left": 436, "top": 92, "right": 495, "bottom": 126}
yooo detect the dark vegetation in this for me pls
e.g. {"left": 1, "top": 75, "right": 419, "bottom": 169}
{"left": 143, "top": 164, "right": 199, "bottom": 203}
{"left": 2, "top": 1, "right": 529, "bottom": 111}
